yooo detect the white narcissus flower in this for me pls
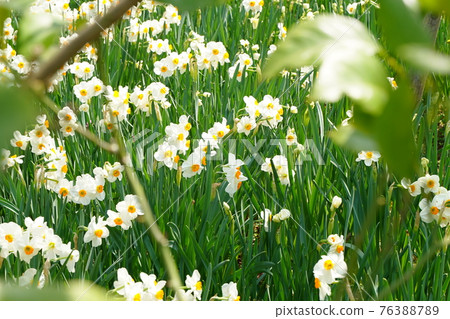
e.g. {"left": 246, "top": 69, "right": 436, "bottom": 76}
{"left": 42, "top": 230, "right": 63, "bottom": 260}
{"left": 17, "top": 235, "right": 41, "bottom": 264}
{"left": 83, "top": 216, "right": 109, "bottom": 247}
{"left": 313, "top": 253, "right": 347, "bottom": 285}
{"left": 356, "top": 151, "right": 381, "bottom": 166}
{"left": 71, "top": 174, "right": 96, "bottom": 205}
{"left": 418, "top": 174, "right": 440, "bottom": 194}
{"left": 332, "top": 196, "right": 342, "bottom": 209}
{"left": 236, "top": 116, "right": 256, "bottom": 136}
{"left": 242, "top": 0, "right": 264, "bottom": 13}
{"left": 10, "top": 131, "right": 30, "bottom": 150}
{"left": 116, "top": 195, "right": 144, "bottom": 221}
{"left": 419, "top": 198, "right": 436, "bottom": 224}
{"left": 106, "top": 210, "right": 132, "bottom": 230}
{"left": 140, "top": 272, "right": 166, "bottom": 301}
{"left": 114, "top": 268, "right": 135, "bottom": 296}
{"left": 182, "top": 152, "right": 204, "bottom": 178}
{"left": 314, "top": 276, "right": 332, "bottom": 301}
{"left": 104, "top": 162, "right": 125, "bottom": 183}
{"left": 57, "top": 243, "right": 79, "bottom": 273}
{"left": 347, "top": 3, "right": 358, "bottom": 15}
{"left": 185, "top": 269, "right": 202, "bottom": 301}
{"left": 286, "top": 128, "right": 297, "bottom": 146}
{"left": 327, "top": 234, "right": 345, "bottom": 254}
{"left": 223, "top": 153, "right": 247, "bottom": 196}
{"left": 18, "top": 268, "right": 37, "bottom": 287}
{"left": 124, "top": 282, "right": 145, "bottom": 301}
{"left": 0, "top": 222, "right": 23, "bottom": 258}
{"left": 401, "top": 178, "right": 421, "bottom": 197}
{"left": 221, "top": 281, "right": 240, "bottom": 301}
{"left": 154, "top": 142, "right": 179, "bottom": 169}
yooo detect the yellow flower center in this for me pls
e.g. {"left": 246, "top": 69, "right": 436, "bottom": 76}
{"left": 314, "top": 278, "right": 321, "bottom": 289}
{"left": 192, "top": 164, "right": 200, "bottom": 172}
{"left": 61, "top": 165, "right": 68, "bottom": 173}
{"left": 366, "top": 151, "right": 373, "bottom": 158}
{"left": 177, "top": 133, "right": 184, "bottom": 141}
{"left": 24, "top": 245, "right": 34, "bottom": 255}
{"left": 79, "top": 190, "right": 87, "bottom": 197}
{"left": 431, "top": 206, "right": 439, "bottom": 215}
{"left": 324, "top": 260, "right": 334, "bottom": 270}
{"left": 212, "top": 49, "right": 219, "bottom": 55}
{"left": 114, "top": 217, "right": 123, "bottom": 225}
{"left": 133, "top": 293, "right": 141, "bottom": 301}
{"left": 59, "top": 188, "right": 69, "bottom": 197}
{"left": 128, "top": 205, "right": 136, "bottom": 213}
{"left": 244, "top": 123, "right": 252, "bottom": 130}
{"left": 94, "top": 85, "right": 102, "bottom": 92}
{"left": 113, "top": 170, "right": 121, "bottom": 177}
{"left": 165, "top": 150, "right": 173, "bottom": 158}
{"left": 5, "top": 234, "right": 13, "bottom": 243}
{"left": 195, "top": 281, "right": 202, "bottom": 290}
{"left": 235, "top": 170, "right": 242, "bottom": 179}
{"left": 337, "top": 245, "right": 344, "bottom": 253}
{"left": 426, "top": 180, "right": 435, "bottom": 188}
{"left": 185, "top": 123, "right": 192, "bottom": 131}
{"left": 18, "top": 62, "right": 25, "bottom": 69}
{"left": 94, "top": 229, "right": 103, "bottom": 238}
{"left": 80, "top": 89, "right": 88, "bottom": 96}
{"left": 16, "top": 141, "right": 23, "bottom": 148}
{"left": 97, "top": 185, "right": 103, "bottom": 193}
{"left": 161, "top": 66, "right": 168, "bottom": 73}
{"left": 156, "top": 290, "right": 164, "bottom": 300}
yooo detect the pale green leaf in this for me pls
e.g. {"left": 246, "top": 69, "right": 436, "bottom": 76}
{"left": 397, "top": 44, "right": 450, "bottom": 74}
{"left": 311, "top": 50, "right": 390, "bottom": 115}
{"left": 264, "top": 14, "right": 380, "bottom": 79}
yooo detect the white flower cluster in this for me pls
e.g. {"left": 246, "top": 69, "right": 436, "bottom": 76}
{"left": 402, "top": 174, "right": 449, "bottom": 227}
{"left": 113, "top": 268, "right": 167, "bottom": 301}
{"left": 83, "top": 195, "right": 143, "bottom": 247}
{"left": 112, "top": 268, "right": 240, "bottom": 301}
{"left": 0, "top": 217, "right": 79, "bottom": 273}
{"left": 313, "top": 234, "right": 347, "bottom": 300}
{"left": 153, "top": 116, "right": 233, "bottom": 182}
{"left": 241, "top": 94, "right": 285, "bottom": 129}
{"left": 261, "top": 155, "right": 294, "bottom": 186}
{"left": 4, "top": 114, "right": 125, "bottom": 207}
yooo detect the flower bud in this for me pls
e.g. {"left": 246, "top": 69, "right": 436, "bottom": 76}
{"left": 332, "top": 196, "right": 342, "bottom": 209}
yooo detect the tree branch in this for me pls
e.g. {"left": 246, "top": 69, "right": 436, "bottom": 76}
{"left": 29, "top": 0, "right": 142, "bottom": 86}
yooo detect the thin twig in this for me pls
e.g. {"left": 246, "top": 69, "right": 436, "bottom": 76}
{"left": 29, "top": 0, "right": 142, "bottom": 85}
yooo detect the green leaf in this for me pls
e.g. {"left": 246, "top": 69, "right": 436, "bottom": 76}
{"left": 379, "top": 0, "right": 431, "bottom": 50}
{"left": 160, "top": 0, "right": 226, "bottom": 11}
{"left": 264, "top": 14, "right": 380, "bottom": 78}
{"left": 397, "top": 44, "right": 450, "bottom": 74}
{"left": 0, "top": 86, "right": 39, "bottom": 150}
{"left": 330, "top": 125, "right": 379, "bottom": 152}
{"left": 0, "top": 0, "right": 34, "bottom": 12}
{"left": 352, "top": 84, "right": 419, "bottom": 177}
{"left": 379, "top": 0, "right": 449, "bottom": 74}
{"left": 16, "top": 11, "right": 64, "bottom": 61}
{"left": 311, "top": 50, "right": 390, "bottom": 115}
{"left": 419, "top": 0, "right": 450, "bottom": 17}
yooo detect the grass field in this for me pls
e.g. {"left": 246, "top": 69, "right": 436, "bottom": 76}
{"left": 0, "top": 0, "right": 449, "bottom": 301}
